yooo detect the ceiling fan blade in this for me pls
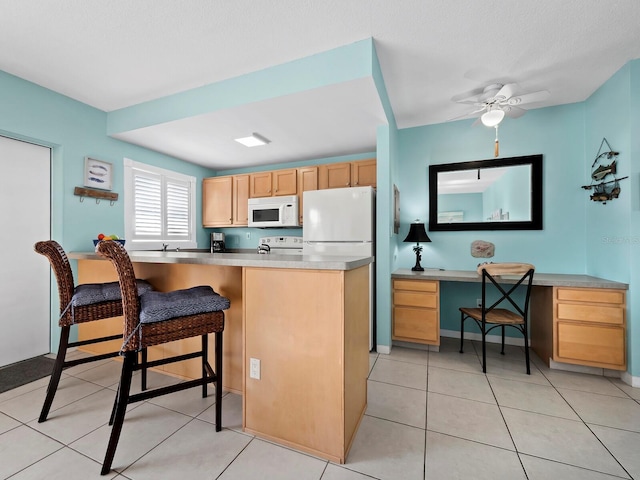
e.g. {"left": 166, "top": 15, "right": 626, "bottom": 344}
{"left": 447, "top": 107, "right": 486, "bottom": 122}
{"left": 503, "top": 105, "right": 527, "bottom": 118}
{"left": 451, "top": 88, "right": 485, "bottom": 104}
{"left": 508, "top": 90, "right": 550, "bottom": 105}
{"left": 494, "top": 83, "right": 517, "bottom": 101}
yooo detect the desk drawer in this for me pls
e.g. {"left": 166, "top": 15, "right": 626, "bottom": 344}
{"left": 393, "top": 307, "right": 439, "bottom": 343}
{"left": 556, "top": 322, "right": 625, "bottom": 368}
{"left": 393, "top": 279, "right": 438, "bottom": 293}
{"left": 393, "top": 291, "right": 437, "bottom": 309}
{"left": 556, "top": 287, "right": 624, "bottom": 305}
{"left": 556, "top": 303, "right": 624, "bottom": 325}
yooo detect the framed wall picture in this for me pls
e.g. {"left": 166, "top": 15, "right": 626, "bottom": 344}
{"left": 393, "top": 184, "right": 400, "bottom": 234}
{"left": 84, "top": 157, "right": 112, "bottom": 190}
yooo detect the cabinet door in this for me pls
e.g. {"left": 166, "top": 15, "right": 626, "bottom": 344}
{"left": 297, "top": 166, "right": 318, "bottom": 224}
{"left": 250, "top": 171, "right": 272, "bottom": 197}
{"left": 319, "top": 162, "right": 351, "bottom": 189}
{"left": 352, "top": 159, "right": 376, "bottom": 188}
{"left": 232, "top": 175, "right": 249, "bottom": 225}
{"left": 202, "top": 177, "right": 232, "bottom": 226}
{"left": 273, "top": 169, "right": 297, "bottom": 196}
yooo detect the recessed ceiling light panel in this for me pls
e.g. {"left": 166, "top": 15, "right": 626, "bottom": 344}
{"left": 234, "top": 133, "right": 271, "bottom": 147}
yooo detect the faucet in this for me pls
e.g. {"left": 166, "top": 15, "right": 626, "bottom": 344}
{"left": 162, "top": 243, "right": 168, "bottom": 252}
{"left": 257, "top": 244, "right": 271, "bottom": 254}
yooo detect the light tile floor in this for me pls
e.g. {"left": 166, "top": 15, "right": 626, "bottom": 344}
{"left": 1, "top": 339, "right": 639, "bottom": 479}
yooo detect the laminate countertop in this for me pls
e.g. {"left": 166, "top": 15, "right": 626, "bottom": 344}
{"left": 69, "top": 250, "right": 373, "bottom": 271}
{"left": 392, "top": 268, "right": 628, "bottom": 289}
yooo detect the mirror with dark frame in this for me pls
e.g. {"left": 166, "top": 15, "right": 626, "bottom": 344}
{"left": 428, "top": 154, "right": 543, "bottom": 231}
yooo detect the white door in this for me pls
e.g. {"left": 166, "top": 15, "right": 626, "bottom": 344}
{"left": 0, "top": 135, "right": 51, "bottom": 366}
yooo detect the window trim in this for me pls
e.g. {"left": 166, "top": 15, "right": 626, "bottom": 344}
{"left": 124, "top": 158, "right": 197, "bottom": 250}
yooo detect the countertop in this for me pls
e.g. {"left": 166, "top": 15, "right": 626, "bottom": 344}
{"left": 392, "top": 268, "right": 628, "bottom": 289}
{"left": 69, "top": 250, "right": 373, "bottom": 271}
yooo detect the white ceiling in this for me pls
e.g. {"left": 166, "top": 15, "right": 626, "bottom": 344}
{"left": 2, "top": 0, "right": 640, "bottom": 170}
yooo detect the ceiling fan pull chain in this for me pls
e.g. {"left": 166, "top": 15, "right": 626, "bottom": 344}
{"left": 494, "top": 125, "right": 499, "bottom": 157}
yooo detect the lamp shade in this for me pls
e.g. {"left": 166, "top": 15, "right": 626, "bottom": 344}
{"left": 403, "top": 222, "right": 431, "bottom": 243}
{"left": 481, "top": 108, "right": 505, "bottom": 127}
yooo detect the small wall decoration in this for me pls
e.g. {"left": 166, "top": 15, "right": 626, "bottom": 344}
{"left": 471, "top": 240, "right": 495, "bottom": 258}
{"left": 84, "top": 157, "right": 112, "bottom": 191}
{"left": 581, "top": 138, "right": 628, "bottom": 204}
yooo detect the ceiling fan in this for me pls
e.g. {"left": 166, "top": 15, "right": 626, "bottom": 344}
{"left": 451, "top": 83, "right": 549, "bottom": 156}
{"left": 451, "top": 83, "right": 550, "bottom": 127}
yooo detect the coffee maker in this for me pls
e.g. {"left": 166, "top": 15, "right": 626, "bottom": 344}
{"left": 210, "top": 232, "right": 226, "bottom": 253}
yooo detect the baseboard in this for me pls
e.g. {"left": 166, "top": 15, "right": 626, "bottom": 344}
{"left": 621, "top": 371, "right": 640, "bottom": 387}
{"left": 376, "top": 345, "right": 391, "bottom": 355}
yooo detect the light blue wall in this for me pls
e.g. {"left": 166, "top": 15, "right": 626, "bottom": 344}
{"left": 395, "top": 103, "right": 586, "bottom": 333}
{"left": 584, "top": 59, "right": 639, "bottom": 377}
{"left": 0, "top": 70, "right": 215, "bottom": 351}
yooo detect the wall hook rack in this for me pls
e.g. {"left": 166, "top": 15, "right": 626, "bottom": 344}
{"left": 74, "top": 186, "right": 118, "bottom": 206}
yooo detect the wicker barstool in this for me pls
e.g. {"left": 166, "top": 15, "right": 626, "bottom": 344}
{"left": 34, "top": 240, "right": 153, "bottom": 423}
{"left": 95, "top": 240, "right": 228, "bottom": 476}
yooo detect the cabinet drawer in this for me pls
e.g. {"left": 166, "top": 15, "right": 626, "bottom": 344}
{"left": 556, "top": 303, "right": 624, "bottom": 325}
{"left": 393, "top": 279, "right": 438, "bottom": 293}
{"left": 556, "top": 322, "right": 625, "bottom": 368}
{"left": 393, "top": 307, "right": 439, "bottom": 343}
{"left": 556, "top": 287, "right": 625, "bottom": 305}
{"left": 394, "top": 291, "right": 437, "bottom": 309}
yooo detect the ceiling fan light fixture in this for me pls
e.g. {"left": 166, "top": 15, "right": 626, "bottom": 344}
{"left": 481, "top": 108, "right": 505, "bottom": 127}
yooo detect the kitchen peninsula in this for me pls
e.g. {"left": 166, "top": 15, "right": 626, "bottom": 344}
{"left": 69, "top": 250, "right": 372, "bottom": 463}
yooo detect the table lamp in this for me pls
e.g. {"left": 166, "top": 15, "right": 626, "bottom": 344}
{"left": 403, "top": 221, "right": 431, "bottom": 271}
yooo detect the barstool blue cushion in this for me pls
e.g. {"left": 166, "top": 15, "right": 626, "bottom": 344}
{"left": 139, "top": 286, "right": 230, "bottom": 324}
{"left": 72, "top": 280, "right": 154, "bottom": 307}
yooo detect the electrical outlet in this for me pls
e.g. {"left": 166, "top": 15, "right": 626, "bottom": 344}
{"left": 476, "top": 298, "right": 483, "bottom": 308}
{"left": 249, "top": 357, "right": 260, "bottom": 379}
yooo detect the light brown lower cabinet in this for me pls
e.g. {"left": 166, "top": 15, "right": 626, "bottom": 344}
{"left": 392, "top": 279, "right": 440, "bottom": 345}
{"left": 243, "top": 265, "right": 369, "bottom": 463}
{"left": 552, "top": 287, "right": 626, "bottom": 370}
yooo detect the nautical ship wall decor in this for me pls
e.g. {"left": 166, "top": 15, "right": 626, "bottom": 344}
{"left": 581, "top": 137, "right": 628, "bottom": 204}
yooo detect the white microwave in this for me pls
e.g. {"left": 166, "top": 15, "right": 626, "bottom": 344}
{"left": 248, "top": 196, "right": 299, "bottom": 228}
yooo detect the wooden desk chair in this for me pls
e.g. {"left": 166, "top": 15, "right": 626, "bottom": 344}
{"left": 34, "top": 240, "right": 153, "bottom": 423}
{"left": 459, "top": 262, "right": 535, "bottom": 374}
{"left": 95, "top": 240, "right": 229, "bottom": 475}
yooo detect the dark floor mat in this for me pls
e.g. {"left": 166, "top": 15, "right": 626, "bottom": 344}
{"left": 0, "top": 355, "right": 54, "bottom": 394}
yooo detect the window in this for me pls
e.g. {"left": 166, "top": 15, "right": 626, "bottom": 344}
{"left": 124, "top": 158, "right": 196, "bottom": 250}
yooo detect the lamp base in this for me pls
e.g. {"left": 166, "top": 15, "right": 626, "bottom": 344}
{"left": 411, "top": 252, "right": 423, "bottom": 271}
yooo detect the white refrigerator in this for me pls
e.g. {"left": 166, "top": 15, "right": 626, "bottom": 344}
{"left": 303, "top": 186, "right": 375, "bottom": 349}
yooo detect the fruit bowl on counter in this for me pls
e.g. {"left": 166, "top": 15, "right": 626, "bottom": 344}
{"left": 93, "top": 234, "right": 125, "bottom": 247}
{"left": 93, "top": 239, "right": 125, "bottom": 246}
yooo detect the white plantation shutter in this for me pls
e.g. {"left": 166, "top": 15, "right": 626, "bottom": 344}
{"left": 124, "top": 158, "right": 196, "bottom": 249}
{"left": 134, "top": 173, "right": 162, "bottom": 236}
{"left": 166, "top": 180, "right": 190, "bottom": 237}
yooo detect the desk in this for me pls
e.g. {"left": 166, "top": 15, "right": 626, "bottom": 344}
{"left": 392, "top": 269, "right": 628, "bottom": 371}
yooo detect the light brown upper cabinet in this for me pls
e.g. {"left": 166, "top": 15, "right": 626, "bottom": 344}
{"left": 297, "top": 166, "right": 319, "bottom": 225}
{"left": 352, "top": 158, "right": 377, "bottom": 188}
{"left": 203, "top": 177, "right": 233, "bottom": 227}
{"left": 319, "top": 162, "right": 351, "bottom": 189}
{"left": 250, "top": 171, "right": 273, "bottom": 198}
{"left": 272, "top": 168, "right": 297, "bottom": 196}
{"left": 203, "top": 175, "right": 249, "bottom": 227}
{"left": 232, "top": 175, "right": 250, "bottom": 225}
{"left": 318, "top": 159, "right": 377, "bottom": 190}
